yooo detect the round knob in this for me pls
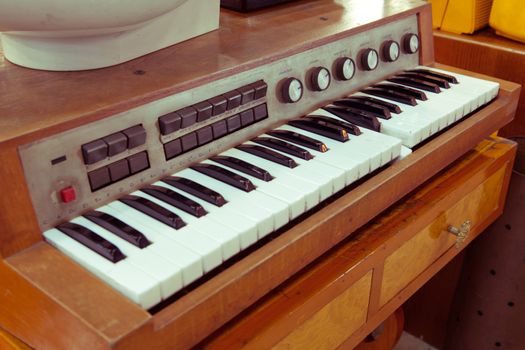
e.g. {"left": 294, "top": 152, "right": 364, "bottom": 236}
{"left": 359, "top": 48, "right": 379, "bottom": 71}
{"left": 281, "top": 77, "right": 304, "bottom": 103}
{"left": 382, "top": 40, "right": 400, "bottom": 62}
{"left": 309, "top": 66, "right": 331, "bottom": 91}
{"left": 402, "top": 33, "right": 420, "bottom": 54}
{"left": 334, "top": 57, "right": 356, "bottom": 81}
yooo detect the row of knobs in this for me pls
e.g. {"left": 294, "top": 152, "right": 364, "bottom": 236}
{"left": 281, "top": 33, "right": 420, "bottom": 103}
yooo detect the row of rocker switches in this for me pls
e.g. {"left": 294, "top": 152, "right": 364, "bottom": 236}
{"left": 164, "top": 103, "right": 268, "bottom": 160}
{"left": 158, "top": 80, "right": 268, "bottom": 136}
{"left": 88, "top": 151, "right": 150, "bottom": 191}
{"left": 81, "top": 125, "right": 147, "bottom": 165}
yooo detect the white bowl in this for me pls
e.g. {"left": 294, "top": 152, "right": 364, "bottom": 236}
{"left": 0, "top": 0, "right": 220, "bottom": 71}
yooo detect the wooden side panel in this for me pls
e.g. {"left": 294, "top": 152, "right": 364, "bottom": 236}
{"left": 272, "top": 272, "right": 372, "bottom": 350}
{"left": 380, "top": 164, "right": 508, "bottom": 306}
{"left": 0, "top": 328, "right": 30, "bottom": 350}
{"left": 418, "top": 2, "right": 435, "bottom": 65}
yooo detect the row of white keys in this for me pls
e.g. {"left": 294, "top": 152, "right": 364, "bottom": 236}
{"left": 71, "top": 216, "right": 183, "bottom": 299}
{"left": 43, "top": 228, "right": 161, "bottom": 309}
{"left": 175, "top": 168, "right": 289, "bottom": 237}
{"left": 310, "top": 109, "right": 402, "bottom": 164}
{"left": 201, "top": 159, "right": 308, "bottom": 218}
{"left": 417, "top": 66, "right": 499, "bottom": 110}
{"left": 217, "top": 147, "right": 329, "bottom": 204}
{"left": 153, "top": 180, "right": 258, "bottom": 249}
{"left": 277, "top": 124, "right": 382, "bottom": 174}
{"left": 94, "top": 205, "right": 204, "bottom": 285}
{"left": 103, "top": 200, "right": 222, "bottom": 273}
{"left": 350, "top": 92, "right": 433, "bottom": 147}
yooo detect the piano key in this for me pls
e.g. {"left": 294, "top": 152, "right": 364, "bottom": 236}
{"left": 363, "top": 87, "right": 417, "bottom": 106}
{"left": 276, "top": 124, "right": 372, "bottom": 177}
{"left": 161, "top": 176, "right": 227, "bottom": 207}
{"left": 141, "top": 185, "right": 208, "bottom": 218}
{"left": 373, "top": 83, "right": 427, "bottom": 101}
{"left": 407, "top": 68, "right": 459, "bottom": 84}
{"left": 211, "top": 155, "right": 274, "bottom": 181}
{"left": 236, "top": 144, "right": 297, "bottom": 169}
{"left": 332, "top": 97, "right": 392, "bottom": 119}
{"left": 119, "top": 195, "right": 185, "bottom": 230}
{"left": 176, "top": 168, "right": 287, "bottom": 237}
{"left": 225, "top": 145, "right": 332, "bottom": 202}
{"left": 387, "top": 76, "right": 441, "bottom": 93}
{"left": 348, "top": 95, "right": 402, "bottom": 114}
{"left": 132, "top": 190, "right": 241, "bottom": 261}
{"left": 288, "top": 118, "right": 350, "bottom": 142}
{"left": 83, "top": 210, "right": 151, "bottom": 249}
{"left": 322, "top": 105, "right": 382, "bottom": 132}
{"left": 56, "top": 222, "right": 126, "bottom": 263}
{"left": 307, "top": 111, "right": 402, "bottom": 166}
{"left": 256, "top": 136, "right": 347, "bottom": 194}
{"left": 397, "top": 72, "right": 450, "bottom": 89}
{"left": 252, "top": 137, "right": 314, "bottom": 160}
{"left": 106, "top": 200, "right": 222, "bottom": 273}
{"left": 154, "top": 181, "right": 258, "bottom": 249}
{"left": 267, "top": 130, "right": 328, "bottom": 152}
{"left": 202, "top": 159, "right": 308, "bottom": 218}
{"left": 96, "top": 204, "right": 204, "bottom": 284}
{"left": 44, "top": 228, "right": 161, "bottom": 309}
{"left": 72, "top": 217, "right": 183, "bottom": 299}
{"left": 191, "top": 163, "right": 256, "bottom": 192}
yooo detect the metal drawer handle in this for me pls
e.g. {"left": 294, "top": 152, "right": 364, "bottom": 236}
{"left": 448, "top": 220, "right": 471, "bottom": 248}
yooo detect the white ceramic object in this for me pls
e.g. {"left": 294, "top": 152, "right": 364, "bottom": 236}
{"left": 0, "top": 0, "right": 220, "bottom": 71}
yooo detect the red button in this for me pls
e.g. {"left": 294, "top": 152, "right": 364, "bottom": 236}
{"left": 60, "top": 186, "right": 76, "bottom": 203}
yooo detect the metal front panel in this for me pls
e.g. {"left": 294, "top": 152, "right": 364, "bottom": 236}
{"left": 19, "top": 15, "right": 419, "bottom": 231}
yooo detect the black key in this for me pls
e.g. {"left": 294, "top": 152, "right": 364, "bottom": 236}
{"left": 268, "top": 130, "right": 328, "bottom": 152}
{"left": 236, "top": 144, "right": 297, "bottom": 168}
{"left": 192, "top": 163, "right": 256, "bottom": 192}
{"left": 162, "top": 176, "right": 227, "bottom": 207}
{"left": 252, "top": 137, "right": 313, "bottom": 160}
{"left": 141, "top": 185, "right": 207, "bottom": 218}
{"left": 323, "top": 105, "right": 381, "bottom": 132}
{"left": 407, "top": 68, "right": 459, "bottom": 84}
{"left": 397, "top": 72, "right": 450, "bottom": 89}
{"left": 288, "top": 118, "right": 349, "bottom": 142}
{"left": 306, "top": 115, "right": 362, "bottom": 136}
{"left": 56, "top": 222, "right": 126, "bottom": 263}
{"left": 119, "top": 195, "right": 185, "bottom": 229}
{"left": 363, "top": 87, "right": 417, "bottom": 106}
{"left": 211, "top": 155, "right": 273, "bottom": 181}
{"left": 333, "top": 97, "right": 392, "bottom": 119}
{"left": 387, "top": 76, "right": 441, "bottom": 93}
{"left": 349, "top": 96, "right": 402, "bottom": 114}
{"left": 374, "top": 83, "right": 427, "bottom": 101}
{"left": 84, "top": 211, "right": 151, "bottom": 248}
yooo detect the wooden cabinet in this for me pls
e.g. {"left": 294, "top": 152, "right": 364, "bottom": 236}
{"left": 201, "top": 137, "right": 516, "bottom": 349}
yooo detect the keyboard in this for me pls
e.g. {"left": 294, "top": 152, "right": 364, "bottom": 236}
{"left": 41, "top": 65, "right": 499, "bottom": 309}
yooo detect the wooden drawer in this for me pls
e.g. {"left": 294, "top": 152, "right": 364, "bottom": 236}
{"left": 380, "top": 164, "right": 508, "bottom": 306}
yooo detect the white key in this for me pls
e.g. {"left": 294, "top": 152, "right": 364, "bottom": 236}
{"left": 217, "top": 148, "right": 327, "bottom": 204}
{"left": 256, "top": 136, "right": 347, "bottom": 194}
{"left": 201, "top": 159, "right": 308, "bottom": 219}
{"left": 278, "top": 124, "right": 381, "bottom": 174}
{"left": 132, "top": 190, "right": 240, "bottom": 261}
{"left": 106, "top": 200, "right": 222, "bottom": 273}
{"left": 72, "top": 217, "right": 183, "bottom": 299}
{"left": 153, "top": 181, "right": 258, "bottom": 249}
{"left": 176, "top": 168, "right": 288, "bottom": 237}
{"left": 96, "top": 205, "right": 203, "bottom": 285}
{"left": 44, "top": 228, "right": 160, "bottom": 309}
{"left": 233, "top": 142, "right": 333, "bottom": 201}
{"left": 311, "top": 108, "right": 402, "bottom": 165}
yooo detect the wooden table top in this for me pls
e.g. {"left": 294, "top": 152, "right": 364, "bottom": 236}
{"left": 0, "top": 0, "right": 427, "bottom": 144}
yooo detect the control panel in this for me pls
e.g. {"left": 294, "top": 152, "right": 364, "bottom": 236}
{"left": 19, "top": 15, "right": 419, "bottom": 230}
